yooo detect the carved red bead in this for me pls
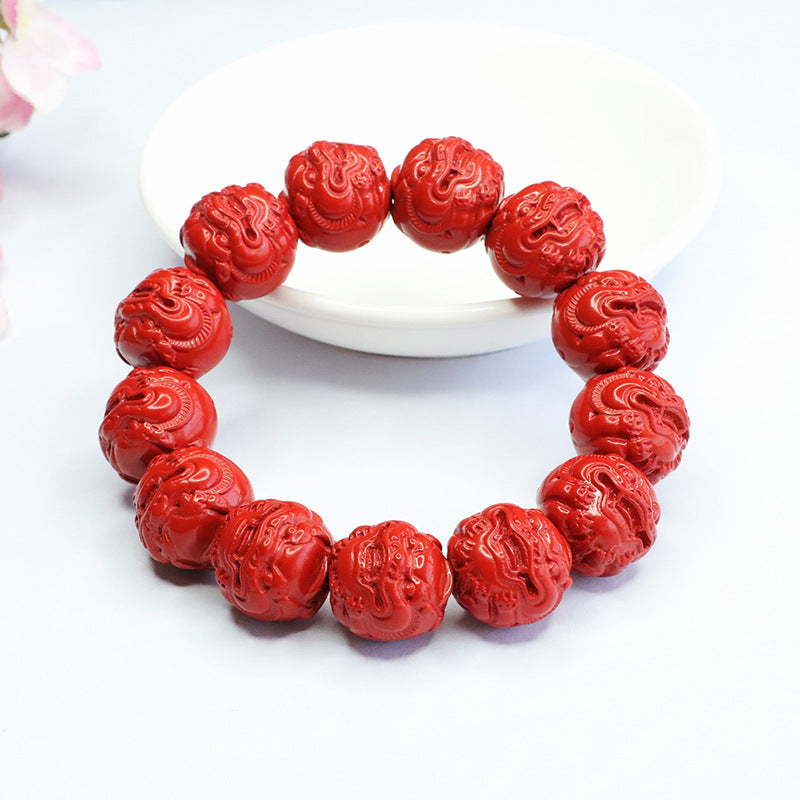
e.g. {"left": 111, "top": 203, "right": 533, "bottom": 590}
{"left": 538, "top": 454, "right": 660, "bottom": 577}
{"left": 569, "top": 367, "right": 690, "bottom": 482}
{"left": 329, "top": 520, "right": 453, "bottom": 641}
{"left": 210, "top": 499, "right": 333, "bottom": 621}
{"left": 180, "top": 183, "right": 298, "bottom": 301}
{"left": 114, "top": 266, "right": 233, "bottom": 378}
{"left": 551, "top": 269, "right": 669, "bottom": 378}
{"left": 282, "top": 141, "right": 391, "bottom": 252}
{"left": 134, "top": 446, "right": 254, "bottom": 569}
{"left": 390, "top": 136, "right": 504, "bottom": 253}
{"left": 448, "top": 504, "right": 572, "bottom": 627}
{"left": 99, "top": 366, "right": 218, "bottom": 483}
{"left": 486, "top": 181, "right": 605, "bottom": 298}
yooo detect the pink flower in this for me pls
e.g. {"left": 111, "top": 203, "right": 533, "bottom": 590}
{"left": 0, "top": 0, "right": 100, "bottom": 130}
{"left": 0, "top": 65, "right": 33, "bottom": 132}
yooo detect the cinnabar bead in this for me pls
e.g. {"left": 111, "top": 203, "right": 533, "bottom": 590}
{"left": 134, "top": 446, "right": 254, "bottom": 569}
{"left": 329, "top": 520, "right": 453, "bottom": 641}
{"left": 282, "top": 141, "right": 391, "bottom": 252}
{"left": 180, "top": 183, "right": 298, "bottom": 301}
{"left": 390, "top": 136, "right": 504, "bottom": 253}
{"left": 538, "top": 454, "right": 660, "bottom": 577}
{"left": 486, "top": 181, "right": 605, "bottom": 298}
{"left": 448, "top": 504, "right": 572, "bottom": 627}
{"left": 99, "top": 366, "right": 217, "bottom": 484}
{"left": 114, "top": 266, "right": 233, "bottom": 378}
{"left": 210, "top": 499, "right": 333, "bottom": 621}
{"left": 551, "top": 269, "right": 669, "bottom": 378}
{"left": 569, "top": 367, "right": 690, "bottom": 482}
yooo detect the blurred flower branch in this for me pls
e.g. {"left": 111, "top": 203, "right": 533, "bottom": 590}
{"left": 0, "top": 0, "right": 101, "bottom": 135}
{"left": 0, "top": 0, "right": 100, "bottom": 333}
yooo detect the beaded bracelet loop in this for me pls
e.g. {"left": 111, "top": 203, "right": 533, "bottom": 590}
{"left": 101, "top": 136, "right": 689, "bottom": 642}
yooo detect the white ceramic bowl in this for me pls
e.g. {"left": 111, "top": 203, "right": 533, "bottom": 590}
{"left": 140, "top": 23, "right": 722, "bottom": 357}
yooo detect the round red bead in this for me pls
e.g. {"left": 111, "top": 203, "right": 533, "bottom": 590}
{"left": 390, "top": 136, "right": 504, "bottom": 253}
{"left": 180, "top": 182, "right": 298, "bottom": 301}
{"left": 210, "top": 499, "right": 333, "bottom": 621}
{"left": 329, "top": 520, "right": 453, "bottom": 641}
{"left": 538, "top": 454, "right": 660, "bottom": 577}
{"left": 134, "top": 446, "right": 253, "bottom": 569}
{"left": 114, "top": 266, "right": 233, "bottom": 378}
{"left": 569, "top": 367, "right": 690, "bottom": 482}
{"left": 282, "top": 140, "right": 391, "bottom": 252}
{"left": 99, "top": 366, "right": 218, "bottom": 484}
{"left": 551, "top": 269, "right": 669, "bottom": 378}
{"left": 448, "top": 503, "right": 572, "bottom": 627}
{"left": 486, "top": 181, "right": 605, "bottom": 298}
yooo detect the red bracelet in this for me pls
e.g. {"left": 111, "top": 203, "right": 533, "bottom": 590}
{"left": 101, "top": 137, "right": 689, "bottom": 642}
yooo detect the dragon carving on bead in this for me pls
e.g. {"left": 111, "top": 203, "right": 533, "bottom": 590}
{"left": 180, "top": 183, "right": 298, "bottom": 301}
{"left": 329, "top": 520, "right": 453, "bottom": 641}
{"left": 552, "top": 269, "right": 669, "bottom": 378}
{"left": 282, "top": 141, "right": 391, "bottom": 251}
{"left": 538, "top": 454, "right": 660, "bottom": 577}
{"left": 487, "top": 181, "right": 605, "bottom": 298}
{"left": 391, "top": 136, "right": 504, "bottom": 252}
{"left": 210, "top": 499, "right": 333, "bottom": 621}
{"left": 134, "top": 447, "right": 254, "bottom": 569}
{"left": 114, "top": 267, "right": 232, "bottom": 377}
{"left": 98, "top": 367, "right": 217, "bottom": 483}
{"left": 448, "top": 503, "right": 573, "bottom": 627}
{"left": 569, "top": 367, "right": 690, "bottom": 482}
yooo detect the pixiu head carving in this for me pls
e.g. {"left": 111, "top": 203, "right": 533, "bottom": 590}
{"left": 114, "top": 267, "right": 232, "bottom": 377}
{"left": 448, "top": 504, "right": 573, "bottom": 627}
{"left": 391, "top": 136, "right": 505, "bottom": 252}
{"left": 552, "top": 269, "right": 669, "bottom": 378}
{"left": 569, "top": 366, "right": 690, "bottom": 482}
{"left": 210, "top": 499, "right": 333, "bottom": 621}
{"left": 487, "top": 180, "right": 606, "bottom": 298}
{"left": 538, "top": 454, "right": 660, "bottom": 577}
{"left": 282, "top": 141, "right": 391, "bottom": 251}
{"left": 329, "top": 520, "right": 453, "bottom": 641}
{"left": 134, "top": 446, "right": 254, "bottom": 569}
{"left": 98, "top": 366, "right": 218, "bottom": 483}
{"left": 180, "top": 182, "right": 298, "bottom": 301}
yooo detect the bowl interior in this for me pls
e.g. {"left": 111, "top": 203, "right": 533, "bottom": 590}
{"left": 140, "top": 23, "right": 720, "bottom": 352}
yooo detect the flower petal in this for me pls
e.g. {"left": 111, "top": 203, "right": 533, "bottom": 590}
{"left": 1, "top": 37, "right": 66, "bottom": 112}
{"left": 1, "top": 0, "right": 19, "bottom": 33}
{"left": 26, "top": 2, "right": 102, "bottom": 75}
{"left": 0, "top": 64, "right": 34, "bottom": 131}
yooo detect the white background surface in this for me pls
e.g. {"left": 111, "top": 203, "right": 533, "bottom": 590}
{"left": 1, "top": 1, "right": 797, "bottom": 798}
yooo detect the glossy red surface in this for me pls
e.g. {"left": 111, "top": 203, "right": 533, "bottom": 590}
{"left": 180, "top": 183, "right": 298, "bottom": 301}
{"left": 447, "top": 503, "right": 572, "bottom": 627}
{"left": 282, "top": 140, "right": 391, "bottom": 252}
{"left": 210, "top": 499, "right": 333, "bottom": 621}
{"left": 569, "top": 367, "right": 690, "bottom": 482}
{"left": 486, "top": 181, "right": 605, "bottom": 298}
{"left": 134, "top": 446, "right": 254, "bottom": 569}
{"left": 99, "top": 366, "right": 218, "bottom": 483}
{"left": 538, "top": 454, "right": 660, "bottom": 577}
{"left": 552, "top": 270, "right": 669, "bottom": 378}
{"left": 390, "top": 136, "right": 504, "bottom": 252}
{"left": 114, "top": 266, "right": 233, "bottom": 377}
{"left": 329, "top": 520, "right": 453, "bottom": 641}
